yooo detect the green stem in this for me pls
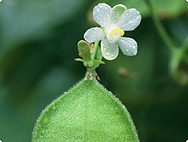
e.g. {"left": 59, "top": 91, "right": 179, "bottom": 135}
{"left": 181, "top": 37, "right": 188, "bottom": 53}
{"left": 145, "top": 0, "right": 174, "bottom": 52}
{"left": 91, "top": 41, "right": 99, "bottom": 60}
{"left": 173, "top": 38, "right": 188, "bottom": 65}
{"left": 178, "top": 38, "right": 188, "bottom": 64}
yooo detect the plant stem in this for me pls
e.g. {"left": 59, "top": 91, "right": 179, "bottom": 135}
{"left": 181, "top": 37, "right": 188, "bottom": 52}
{"left": 145, "top": 0, "right": 174, "bottom": 52}
{"left": 91, "top": 41, "right": 99, "bottom": 60}
{"left": 179, "top": 38, "right": 188, "bottom": 64}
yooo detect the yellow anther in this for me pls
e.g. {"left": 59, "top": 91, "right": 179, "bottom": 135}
{"left": 110, "top": 28, "right": 124, "bottom": 36}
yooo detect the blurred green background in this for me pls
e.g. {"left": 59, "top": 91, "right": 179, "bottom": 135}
{"left": 0, "top": 0, "right": 188, "bottom": 141}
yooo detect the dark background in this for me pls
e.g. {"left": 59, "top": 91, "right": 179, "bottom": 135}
{"left": 0, "top": 0, "right": 188, "bottom": 141}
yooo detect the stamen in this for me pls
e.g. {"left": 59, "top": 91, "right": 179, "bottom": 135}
{"left": 110, "top": 28, "right": 124, "bottom": 36}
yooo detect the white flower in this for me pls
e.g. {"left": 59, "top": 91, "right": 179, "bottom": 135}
{"left": 84, "top": 3, "right": 141, "bottom": 60}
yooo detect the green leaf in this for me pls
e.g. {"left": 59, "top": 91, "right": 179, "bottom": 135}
{"left": 32, "top": 79, "right": 139, "bottom": 142}
{"left": 78, "top": 40, "right": 91, "bottom": 61}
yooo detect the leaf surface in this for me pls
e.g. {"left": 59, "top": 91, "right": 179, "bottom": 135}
{"left": 32, "top": 79, "right": 139, "bottom": 142}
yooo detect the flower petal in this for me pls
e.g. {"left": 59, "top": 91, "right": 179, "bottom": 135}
{"left": 84, "top": 27, "right": 104, "bottom": 43}
{"left": 101, "top": 38, "right": 119, "bottom": 60}
{"left": 93, "top": 3, "right": 112, "bottom": 27}
{"left": 117, "top": 37, "right": 137, "bottom": 56}
{"left": 111, "top": 4, "right": 127, "bottom": 24}
{"left": 117, "top": 8, "right": 141, "bottom": 31}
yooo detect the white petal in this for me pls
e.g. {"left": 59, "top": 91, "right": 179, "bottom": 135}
{"left": 93, "top": 3, "right": 112, "bottom": 27}
{"left": 111, "top": 4, "right": 127, "bottom": 24}
{"left": 84, "top": 27, "right": 104, "bottom": 43}
{"left": 117, "top": 37, "right": 137, "bottom": 56}
{"left": 101, "top": 38, "right": 119, "bottom": 60}
{"left": 117, "top": 8, "right": 141, "bottom": 31}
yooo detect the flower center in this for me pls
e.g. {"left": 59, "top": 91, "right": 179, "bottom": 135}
{"left": 110, "top": 28, "right": 124, "bottom": 36}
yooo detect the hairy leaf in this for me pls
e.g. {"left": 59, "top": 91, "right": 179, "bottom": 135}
{"left": 32, "top": 79, "right": 139, "bottom": 142}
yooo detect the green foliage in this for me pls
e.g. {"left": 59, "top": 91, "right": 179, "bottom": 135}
{"left": 0, "top": 0, "right": 188, "bottom": 142}
{"left": 77, "top": 40, "right": 91, "bottom": 62}
{"left": 76, "top": 40, "right": 104, "bottom": 71}
{"left": 32, "top": 79, "right": 139, "bottom": 142}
